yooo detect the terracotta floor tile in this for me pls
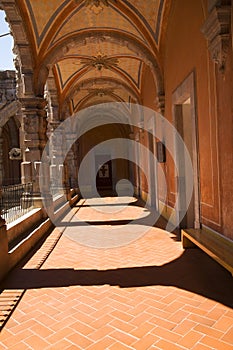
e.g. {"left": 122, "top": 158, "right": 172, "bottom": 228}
{"left": 0, "top": 329, "right": 33, "bottom": 348}
{"left": 48, "top": 316, "right": 76, "bottom": 332}
{"left": 66, "top": 332, "right": 93, "bottom": 348}
{"left": 0, "top": 198, "right": 232, "bottom": 349}
{"left": 213, "top": 316, "right": 233, "bottom": 332}
{"left": 155, "top": 339, "right": 185, "bottom": 350}
{"left": 65, "top": 345, "right": 83, "bottom": 350}
{"left": 8, "top": 319, "right": 36, "bottom": 335}
{"left": 110, "top": 318, "right": 135, "bottom": 334}
{"left": 130, "top": 321, "right": 155, "bottom": 338}
{"left": 110, "top": 330, "right": 138, "bottom": 346}
{"left": 46, "top": 339, "right": 73, "bottom": 350}
{"left": 177, "top": 330, "right": 204, "bottom": 348}
{"left": 176, "top": 295, "right": 202, "bottom": 307}
{"left": 151, "top": 326, "right": 182, "bottom": 343}
{"left": 23, "top": 334, "right": 50, "bottom": 350}
{"left": 167, "top": 309, "right": 189, "bottom": 323}
{"left": 72, "top": 311, "right": 96, "bottom": 325}
{"left": 200, "top": 335, "right": 233, "bottom": 350}
{"left": 110, "top": 310, "right": 133, "bottom": 323}
{"left": 88, "top": 325, "right": 115, "bottom": 341}
{"left": 30, "top": 321, "right": 54, "bottom": 338}
{"left": 132, "top": 333, "right": 160, "bottom": 349}
{"left": 187, "top": 314, "right": 215, "bottom": 327}
{"left": 90, "top": 305, "right": 116, "bottom": 319}
{"left": 148, "top": 316, "right": 177, "bottom": 331}
{"left": 131, "top": 312, "right": 153, "bottom": 326}
{"left": 86, "top": 336, "right": 113, "bottom": 350}
{"left": 90, "top": 314, "right": 113, "bottom": 329}
{"left": 69, "top": 320, "right": 95, "bottom": 336}
{"left": 221, "top": 326, "right": 233, "bottom": 344}
{"left": 194, "top": 323, "right": 224, "bottom": 339}
{"left": 46, "top": 327, "right": 74, "bottom": 344}
{"left": 109, "top": 342, "right": 133, "bottom": 350}
{"left": 183, "top": 304, "right": 209, "bottom": 316}
{"left": 206, "top": 306, "right": 227, "bottom": 320}
{"left": 191, "top": 344, "right": 213, "bottom": 350}
{"left": 7, "top": 342, "right": 29, "bottom": 350}
{"left": 163, "top": 301, "right": 186, "bottom": 313}
{"left": 127, "top": 302, "right": 148, "bottom": 316}
{"left": 172, "top": 319, "right": 197, "bottom": 335}
{"left": 225, "top": 309, "right": 233, "bottom": 319}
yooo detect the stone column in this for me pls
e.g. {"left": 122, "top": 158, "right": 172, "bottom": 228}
{"left": 20, "top": 97, "right": 51, "bottom": 209}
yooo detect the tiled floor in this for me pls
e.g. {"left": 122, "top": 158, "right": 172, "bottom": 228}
{"left": 0, "top": 197, "right": 233, "bottom": 349}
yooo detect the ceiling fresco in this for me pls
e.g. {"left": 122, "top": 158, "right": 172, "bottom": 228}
{"left": 5, "top": 0, "right": 169, "bottom": 112}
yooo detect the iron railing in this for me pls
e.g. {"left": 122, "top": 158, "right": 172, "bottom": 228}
{"left": 0, "top": 183, "right": 34, "bottom": 224}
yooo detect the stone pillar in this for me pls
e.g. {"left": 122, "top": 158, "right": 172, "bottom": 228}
{"left": 20, "top": 97, "right": 51, "bottom": 208}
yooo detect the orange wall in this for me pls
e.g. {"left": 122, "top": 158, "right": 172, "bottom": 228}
{"left": 163, "top": 0, "right": 233, "bottom": 238}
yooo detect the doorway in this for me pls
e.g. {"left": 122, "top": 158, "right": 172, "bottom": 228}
{"left": 173, "top": 73, "right": 200, "bottom": 229}
{"left": 95, "top": 155, "right": 113, "bottom": 194}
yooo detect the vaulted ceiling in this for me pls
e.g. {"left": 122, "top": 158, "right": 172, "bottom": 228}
{"left": 1, "top": 0, "right": 171, "bottom": 115}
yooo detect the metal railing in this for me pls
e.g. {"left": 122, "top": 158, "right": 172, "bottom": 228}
{"left": 0, "top": 183, "right": 34, "bottom": 224}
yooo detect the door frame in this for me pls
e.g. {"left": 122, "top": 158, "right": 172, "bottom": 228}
{"left": 172, "top": 71, "right": 201, "bottom": 229}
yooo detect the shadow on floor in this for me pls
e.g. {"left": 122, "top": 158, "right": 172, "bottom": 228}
{"left": 2, "top": 249, "right": 233, "bottom": 308}
{"left": 57, "top": 206, "right": 180, "bottom": 239}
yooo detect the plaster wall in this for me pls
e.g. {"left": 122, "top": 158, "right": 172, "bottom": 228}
{"left": 163, "top": 0, "right": 233, "bottom": 238}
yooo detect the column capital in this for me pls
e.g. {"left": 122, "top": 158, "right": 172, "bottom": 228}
{"left": 202, "top": 4, "right": 231, "bottom": 73}
{"left": 19, "top": 96, "right": 47, "bottom": 112}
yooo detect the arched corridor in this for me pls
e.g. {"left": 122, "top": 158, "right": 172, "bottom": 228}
{"left": 0, "top": 0, "right": 233, "bottom": 348}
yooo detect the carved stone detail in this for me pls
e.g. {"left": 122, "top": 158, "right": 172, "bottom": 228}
{"left": 202, "top": 5, "right": 231, "bottom": 72}
{"left": 156, "top": 93, "right": 165, "bottom": 115}
{"left": 20, "top": 97, "right": 48, "bottom": 157}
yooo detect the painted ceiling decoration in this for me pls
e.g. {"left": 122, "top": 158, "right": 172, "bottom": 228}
{"left": 79, "top": 53, "right": 119, "bottom": 71}
{"left": 83, "top": 0, "right": 117, "bottom": 14}
{"left": 1, "top": 0, "right": 170, "bottom": 113}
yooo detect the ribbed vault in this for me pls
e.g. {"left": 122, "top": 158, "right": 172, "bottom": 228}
{"left": 0, "top": 0, "right": 171, "bottom": 115}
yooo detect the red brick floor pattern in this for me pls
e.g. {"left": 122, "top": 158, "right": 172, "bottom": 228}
{"left": 0, "top": 197, "right": 233, "bottom": 349}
